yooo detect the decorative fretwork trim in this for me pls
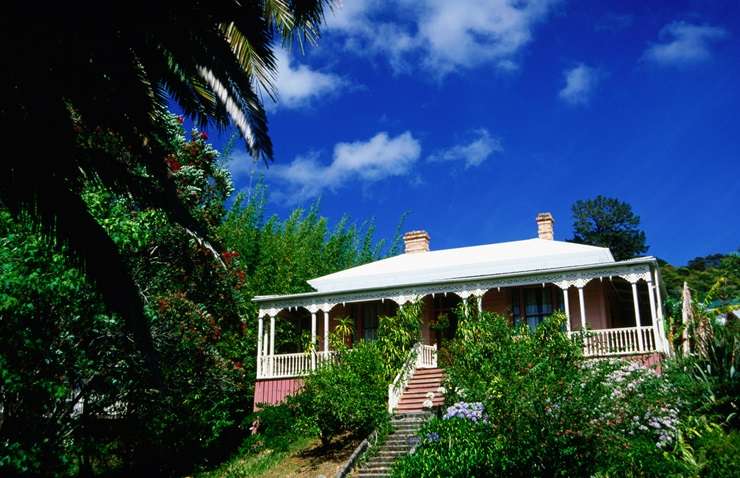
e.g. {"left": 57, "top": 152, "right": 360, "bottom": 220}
{"left": 257, "top": 263, "right": 654, "bottom": 317}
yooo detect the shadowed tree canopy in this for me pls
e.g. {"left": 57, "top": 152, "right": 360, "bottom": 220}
{"left": 569, "top": 195, "right": 648, "bottom": 261}
{"left": 0, "top": 1, "right": 332, "bottom": 380}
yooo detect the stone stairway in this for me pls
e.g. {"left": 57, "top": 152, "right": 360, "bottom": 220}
{"left": 353, "top": 368, "right": 445, "bottom": 477}
{"left": 396, "top": 368, "right": 445, "bottom": 413}
{"left": 354, "top": 412, "right": 431, "bottom": 478}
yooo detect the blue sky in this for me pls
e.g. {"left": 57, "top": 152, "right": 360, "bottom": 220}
{"left": 193, "top": 0, "right": 740, "bottom": 265}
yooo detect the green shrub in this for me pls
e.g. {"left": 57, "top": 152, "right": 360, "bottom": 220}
{"left": 236, "top": 403, "right": 301, "bottom": 454}
{"left": 293, "top": 341, "right": 389, "bottom": 446}
{"left": 376, "top": 301, "right": 422, "bottom": 379}
{"left": 396, "top": 309, "right": 696, "bottom": 477}
{"left": 393, "top": 414, "right": 491, "bottom": 478}
{"left": 695, "top": 427, "right": 740, "bottom": 478}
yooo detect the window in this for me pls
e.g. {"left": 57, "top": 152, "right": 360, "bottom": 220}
{"left": 512, "top": 287, "right": 559, "bottom": 330}
{"left": 363, "top": 304, "right": 379, "bottom": 341}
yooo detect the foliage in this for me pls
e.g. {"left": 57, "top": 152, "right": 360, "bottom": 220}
{"left": 2, "top": 0, "right": 331, "bottom": 386}
{"left": 218, "top": 183, "right": 403, "bottom": 357}
{"left": 394, "top": 309, "right": 703, "bottom": 477}
{"left": 241, "top": 403, "right": 303, "bottom": 454}
{"left": 219, "top": 183, "right": 403, "bottom": 297}
{"left": 394, "top": 415, "right": 492, "bottom": 478}
{"left": 0, "top": 210, "right": 131, "bottom": 476}
{"left": 692, "top": 425, "right": 740, "bottom": 478}
{"left": 376, "top": 301, "right": 423, "bottom": 380}
{"left": 570, "top": 195, "right": 648, "bottom": 261}
{"left": 663, "top": 275, "right": 740, "bottom": 412}
{"left": 660, "top": 252, "right": 740, "bottom": 302}
{"left": 663, "top": 316, "right": 739, "bottom": 427}
{"left": 292, "top": 341, "right": 389, "bottom": 446}
{"left": 0, "top": 118, "right": 248, "bottom": 476}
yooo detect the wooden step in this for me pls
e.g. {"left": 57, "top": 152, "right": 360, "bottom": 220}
{"left": 413, "top": 368, "right": 444, "bottom": 376}
{"left": 402, "top": 389, "right": 444, "bottom": 397}
{"left": 398, "top": 396, "right": 444, "bottom": 403}
{"left": 397, "top": 403, "right": 442, "bottom": 412}
{"left": 397, "top": 402, "right": 443, "bottom": 409}
{"left": 405, "top": 382, "right": 442, "bottom": 390}
{"left": 410, "top": 370, "right": 444, "bottom": 377}
{"left": 407, "top": 378, "right": 442, "bottom": 387}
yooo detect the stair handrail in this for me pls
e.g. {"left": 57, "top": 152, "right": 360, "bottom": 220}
{"left": 388, "top": 342, "right": 421, "bottom": 413}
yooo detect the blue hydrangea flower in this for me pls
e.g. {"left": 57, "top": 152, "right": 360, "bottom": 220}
{"left": 442, "top": 401, "right": 489, "bottom": 423}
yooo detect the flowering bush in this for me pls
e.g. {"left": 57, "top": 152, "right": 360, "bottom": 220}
{"left": 393, "top": 414, "right": 493, "bottom": 478}
{"left": 442, "top": 402, "right": 489, "bottom": 424}
{"left": 393, "top": 310, "right": 699, "bottom": 477}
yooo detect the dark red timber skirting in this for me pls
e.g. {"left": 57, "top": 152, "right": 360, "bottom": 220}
{"left": 253, "top": 377, "right": 303, "bottom": 410}
{"left": 624, "top": 352, "right": 664, "bottom": 373}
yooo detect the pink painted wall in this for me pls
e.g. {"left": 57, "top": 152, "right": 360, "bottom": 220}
{"left": 254, "top": 377, "right": 303, "bottom": 410}
{"left": 626, "top": 352, "right": 663, "bottom": 373}
{"left": 482, "top": 289, "right": 511, "bottom": 317}
{"left": 421, "top": 295, "right": 434, "bottom": 344}
{"left": 567, "top": 280, "right": 610, "bottom": 330}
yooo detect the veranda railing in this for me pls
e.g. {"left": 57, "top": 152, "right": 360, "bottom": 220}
{"left": 257, "top": 350, "right": 336, "bottom": 379}
{"left": 569, "top": 326, "right": 659, "bottom": 357}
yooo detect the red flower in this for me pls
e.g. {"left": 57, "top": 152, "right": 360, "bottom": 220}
{"left": 199, "top": 131, "right": 208, "bottom": 140}
{"left": 221, "top": 250, "right": 239, "bottom": 265}
{"left": 234, "top": 361, "right": 242, "bottom": 369}
{"left": 235, "top": 270, "right": 246, "bottom": 286}
{"left": 164, "top": 156, "right": 181, "bottom": 172}
{"left": 177, "top": 115, "right": 184, "bottom": 125}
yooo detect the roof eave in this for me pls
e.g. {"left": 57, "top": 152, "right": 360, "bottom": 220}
{"left": 253, "top": 256, "right": 658, "bottom": 303}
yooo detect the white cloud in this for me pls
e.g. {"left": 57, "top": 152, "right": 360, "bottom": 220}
{"left": 427, "top": 129, "right": 502, "bottom": 168}
{"left": 643, "top": 21, "right": 728, "bottom": 66}
{"left": 268, "top": 48, "right": 348, "bottom": 109}
{"left": 268, "top": 131, "right": 421, "bottom": 203}
{"left": 325, "top": 0, "right": 559, "bottom": 76}
{"left": 559, "top": 64, "right": 599, "bottom": 106}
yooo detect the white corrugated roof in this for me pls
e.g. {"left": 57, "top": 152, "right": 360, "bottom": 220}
{"left": 307, "top": 238, "right": 614, "bottom": 293}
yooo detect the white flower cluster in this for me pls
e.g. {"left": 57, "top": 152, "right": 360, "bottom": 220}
{"left": 599, "top": 360, "right": 680, "bottom": 449}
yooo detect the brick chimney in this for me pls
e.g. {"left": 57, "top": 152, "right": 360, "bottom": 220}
{"left": 536, "top": 212, "right": 554, "bottom": 240}
{"left": 403, "top": 230, "right": 430, "bottom": 253}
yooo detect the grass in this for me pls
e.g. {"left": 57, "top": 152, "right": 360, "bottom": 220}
{"left": 196, "top": 433, "right": 361, "bottom": 478}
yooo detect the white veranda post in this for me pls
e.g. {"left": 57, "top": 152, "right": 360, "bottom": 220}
{"left": 269, "top": 315, "right": 276, "bottom": 376}
{"left": 257, "top": 315, "right": 264, "bottom": 375}
{"left": 654, "top": 269, "right": 669, "bottom": 354}
{"left": 323, "top": 311, "right": 329, "bottom": 353}
{"left": 646, "top": 278, "right": 659, "bottom": 352}
{"left": 262, "top": 321, "right": 269, "bottom": 376}
{"left": 631, "top": 282, "right": 644, "bottom": 351}
{"left": 310, "top": 312, "right": 317, "bottom": 368}
{"left": 577, "top": 287, "right": 586, "bottom": 330}
{"left": 562, "top": 288, "right": 571, "bottom": 332}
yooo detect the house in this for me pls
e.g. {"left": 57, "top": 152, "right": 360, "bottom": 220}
{"left": 252, "top": 212, "right": 670, "bottom": 409}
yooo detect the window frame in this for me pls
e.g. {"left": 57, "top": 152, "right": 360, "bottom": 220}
{"left": 512, "top": 285, "right": 562, "bottom": 329}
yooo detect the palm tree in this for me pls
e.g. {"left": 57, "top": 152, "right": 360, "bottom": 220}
{"left": 0, "top": 1, "right": 332, "bottom": 381}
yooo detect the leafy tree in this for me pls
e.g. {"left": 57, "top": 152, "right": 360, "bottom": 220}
{"left": 570, "top": 195, "right": 648, "bottom": 261}
{"left": 218, "top": 184, "right": 404, "bottom": 353}
{"left": 688, "top": 253, "right": 728, "bottom": 271}
{"left": 1, "top": 0, "right": 331, "bottom": 378}
{"left": 0, "top": 116, "right": 249, "bottom": 476}
{"left": 660, "top": 252, "right": 740, "bottom": 302}
{"left": 0, "top": 115, "right": 404, "bottom": 474}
